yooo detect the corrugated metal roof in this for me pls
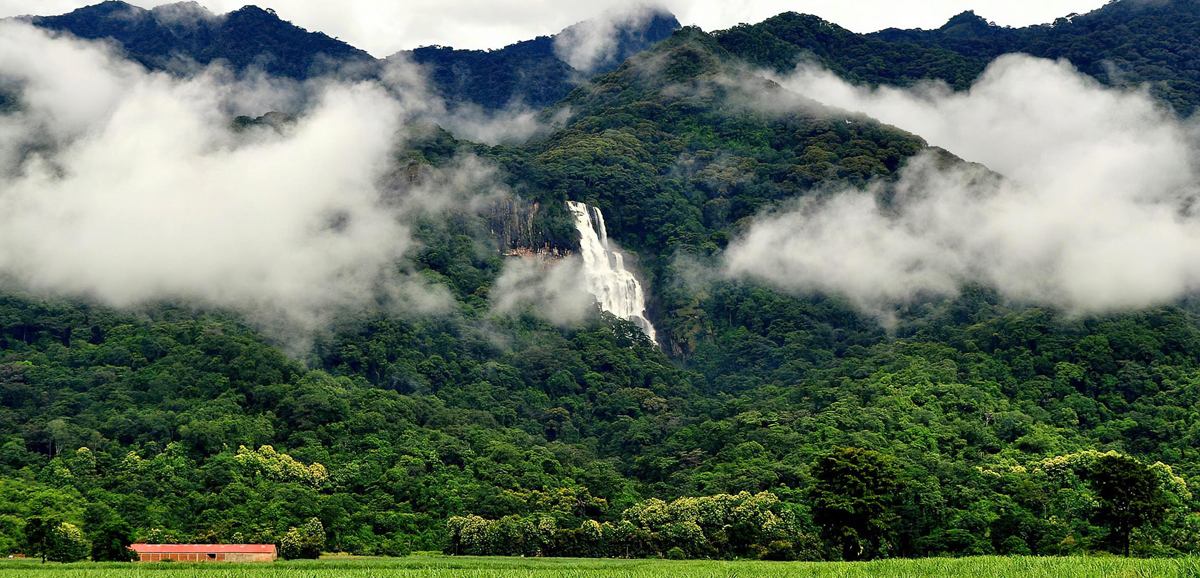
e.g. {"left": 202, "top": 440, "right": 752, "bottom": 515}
{"left": 127, "top": 543, "right": 277, "bottom": 553}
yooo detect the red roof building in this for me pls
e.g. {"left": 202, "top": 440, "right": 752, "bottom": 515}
{"left": 127, "top": 543, "right": 277, "bottom": 562}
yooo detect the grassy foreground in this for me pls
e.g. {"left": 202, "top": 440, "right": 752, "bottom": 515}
{"left": 1, "top": 555, "right": 1198, "bottom": 577}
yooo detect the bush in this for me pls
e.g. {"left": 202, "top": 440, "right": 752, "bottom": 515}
{"left": 280, "top": 518, "right": 325, "bottom": 559}
{"left": 379, "top": 535, "right": 412, "bottom": 557}
{"left": 666, "top": 546, "right": 686, "bottom": 560}
{"left": 47, "top": 523, "right": 89, "bottom": 563}
{"left": 765, "top": 540, "right": 795, "bottom": 560}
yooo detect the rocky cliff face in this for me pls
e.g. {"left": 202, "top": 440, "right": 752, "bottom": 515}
{"left": 488, "top": 199, "right": 572, "bottom": 261}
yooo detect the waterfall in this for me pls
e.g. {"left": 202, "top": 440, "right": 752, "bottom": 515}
{"left": 566, "top": 201, "right": 658, "bottom": 343}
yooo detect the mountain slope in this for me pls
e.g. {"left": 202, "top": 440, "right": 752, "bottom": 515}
{"left": 404, "top": 10, "right": 681, "bottom": 109}
{"left": 717, "top": 0, "right": 1200, "bottom": 113}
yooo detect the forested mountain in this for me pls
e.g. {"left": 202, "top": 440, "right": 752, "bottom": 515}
{"left": 4, "top": 0, "right": 1200, "bottom": 564}
{"left": 406, "top": 11, "right": 680, "bottom": 109}
{"left": 25, "top": 1, "right": 373, "bottom": 79}
{"left": 717, "top": 0, "right": 1200, "bottom": 113}
{"left": 19, "top": 1, "right": 680, "bottom": 109}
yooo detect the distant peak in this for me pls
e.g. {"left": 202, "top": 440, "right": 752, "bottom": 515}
{"left": 93, "top": 0, "right": 138, "bottom": 8}
{"left": 71, "top": 1, "right": 146, "bottom": 17}
{"left": 227, "top": 5, "right": 279, "bottom": 19}
{"left": 941, "top": 10, "right": 992, "bottom": 30}
{"left": 772, "top": 12, "right": 831, "bottom": 24}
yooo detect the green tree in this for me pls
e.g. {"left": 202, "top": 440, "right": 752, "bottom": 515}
{"left": 280, "top": 517, "right": 325, "bottom": 559}
{"left": 810, "top": 447, "right": 904, "bottom": 560}
{"left": 47, "top": 522, "right": 88, "bottom": 563}
{"left": 83, "top": 503, "right": 135, "bottom": 562}
{"left": 1088, "top": 455, "right": 1169, "bottom": 556}
{"left": 22, "top": 516, "right": 59, "bottom": 563}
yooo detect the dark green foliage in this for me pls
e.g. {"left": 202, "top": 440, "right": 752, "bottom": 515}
{"left": 400, "top": 12, "right": 680, "bottom": 110}
{"left": 30, "top": 1, "right": 373, "bottom": 80}
{"left": 22, "top": 517, "right": 87, "bottom": 563}
{"left": 810, "top": 448, "right": 903, "bottom": 560}
{"left": 84, "top": 503, "right": 135, "bottom": 562}
{"left": 407, "top": 42, "right": 576, "bottom": 111}
{"left": 21, "top": 516, "right": 58, "bottom": 563}
{"left": 1088, "top": 455, "right": 1169, "bottom": 556}
{"left": 396, "top": 11, "right": 676, "bottom": 109}
{"left": 29, "top": 2, "right": 679, "bottom": 110}
{"left": 717, "top": 13, "right": 987, "bottom": 89}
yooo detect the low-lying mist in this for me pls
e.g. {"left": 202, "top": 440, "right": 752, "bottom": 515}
{"left": 0, "top": 22, "right": 516, "bottom": 341}
{"left": 726, "top": 54, "right": 1200, "bottom": 317}
{"left": 0, "top": 21, "right": 603, "bottom": 348}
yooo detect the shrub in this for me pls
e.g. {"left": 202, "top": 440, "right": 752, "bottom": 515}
{"left": 47, "top": 522, "right": 89, "bottom": 563}
{"left": 280, "top": 518, "right": 325, "bottom": 559}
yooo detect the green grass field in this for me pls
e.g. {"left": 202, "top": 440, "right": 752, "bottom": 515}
{"left": 1, "top": 555, "right": 1199, "bottom": 578}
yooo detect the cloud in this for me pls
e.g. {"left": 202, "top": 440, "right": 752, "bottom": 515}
{"left": 553, "top": 4, "right": 658, "bottom": 74}
{"left": 148, "top": 1, "right": 218, "bottom": 27}
{"left": 379, "top": 54, "right": 568, "bottom": 145}
{"left": 726, "top": 54, "right": 1200, "bottom": 315}
{"left": 439, "top": 104, "right": 571, "bottom": 146}
{"left": 0, "top": 21, "right": 516, "bottom": 339}
{"left": 490, "top": 256, "right": 596, "bottom": 325}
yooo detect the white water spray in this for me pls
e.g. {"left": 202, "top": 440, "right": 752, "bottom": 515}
{"left": 566, "top": 201, "right": 658, "bottom": 343}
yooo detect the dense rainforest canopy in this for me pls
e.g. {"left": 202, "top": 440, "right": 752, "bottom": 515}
{"left": 4, "top": 0, "right": 1200, "bottom": 563}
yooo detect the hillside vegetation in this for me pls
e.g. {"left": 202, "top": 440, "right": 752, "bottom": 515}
{"left": 3, "top": 0, "right": 1200, "bottom": 564}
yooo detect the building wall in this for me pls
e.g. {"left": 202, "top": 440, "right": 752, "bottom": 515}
{"left": 134, "top": 551, "right": 276, "bottom": 562}
{"left": 222, "top": 552, "right": 277, "bottom": 562}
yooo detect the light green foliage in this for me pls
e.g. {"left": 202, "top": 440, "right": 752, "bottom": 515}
{"left": 43, "top": 522, "right": 88, "bottom": 563}
{"left": 235, "top": 446, "right": 328, "bottom": 488}
{"left": 281, "top": 518, "right": 325, "bottom": 560}
{"left": 447, "top": 491, "right": 815, "bottom": 560}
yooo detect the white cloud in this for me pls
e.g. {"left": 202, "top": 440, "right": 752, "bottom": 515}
{"left": 0, "top": 22, "right": 511, "bottom": 338}
{"left": 553, "top": 5, "right": 658, "bottom": 74}
{"left": 380, "top": 54, "right": 570, "bottom": 145}
{"left": 490, "top": 256, "right": 596, "bottom": 325}
{"left": 726, "top": 54, "right": 1200, "bottom": 315}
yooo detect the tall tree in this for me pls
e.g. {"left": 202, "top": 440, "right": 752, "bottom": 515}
{"left": 809, "top": 447, "right": 904, "bottom": 560}
{"left": 85, "top": 504, "right": 135, "bottom": 562}
{"left": 22, "top": 516, "right": 59, "bottom": 564}
{"left": 1088, "top": 454, "right": 1168, "bottom": 556}
{"left": 46, "top": 523, "right": 88, "bottom": 563}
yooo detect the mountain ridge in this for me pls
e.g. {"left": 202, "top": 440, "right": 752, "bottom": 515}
{"left": 718, "top": 0, "right": 1200, "bottom": 113}
{"left": 24, "top": 1, "right": 374, "bottom": 78}
{"left": 19, "top": 1, "right": 681, "bottom": 110}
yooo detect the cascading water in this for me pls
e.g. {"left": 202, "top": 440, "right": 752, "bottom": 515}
{"left": 566, "top": 201, "right": 658, "bottom": 343}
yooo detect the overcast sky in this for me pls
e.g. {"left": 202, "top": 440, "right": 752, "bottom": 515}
{"left": 0, "top": 0, "right": 1111, "bottom": 57}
